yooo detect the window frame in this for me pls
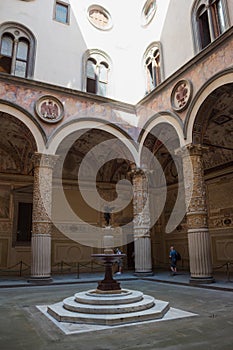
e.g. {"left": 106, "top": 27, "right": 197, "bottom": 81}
{"left": 83, "top": 50, "right": 111, "bottom": 97}
{"left": 141, "top": 0, "right": 157, "bottom": 27}
{"left": 53, "top": 0, "right": 70, "bottom": 25}
{"left": 0, "top": 22, "right": 36, "bottom": 78}
{"left": 87, "top": 5, "right": 112, "bottom": 31}
{"left": 192, "top": 0, "right": 230, "bottom": 52}
{"left": 143, "top": 42, "right": 163, "bottom": 94}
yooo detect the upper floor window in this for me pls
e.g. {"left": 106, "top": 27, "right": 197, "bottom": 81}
{"left": 84, "top": 51, "right": 111, "bottom": 97}
{"left": 54, "top": 1, "right": 70, "bottom": 24}
{"left": 0, "top": 23, "right": 36, "bottom": 78}
{"left": 141, "top": 0, "right": 157, "bottom": 26}
{"left": 192, "top": 0, "right": 229, "bottom": 51}
{"left": 144, "top": 44, "right": 162, "bottom": 94}
{"left": 87, "top": 5, "right": 112, "bottom": 30}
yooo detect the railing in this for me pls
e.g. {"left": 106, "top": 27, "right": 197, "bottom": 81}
{"left": 213, "top": 261, "right": 233, "bottom": 282}
{"left": 0, "top": 259, "right": 105, "bottom": 278}
{"left": 0, "top": 260, "right": 30, "bottom": 277}
{"left": 51, "top": 260, "right": 105, "bottom": 278}
{"left": 1, "top": 259, "right": 233, "bottom": 281}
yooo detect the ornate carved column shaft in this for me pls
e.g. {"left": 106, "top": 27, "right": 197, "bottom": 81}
{"left": 131, "top": 167, "right": 152, "bottom": 276}
{"left": 30, "top": 153, "right": 58, "bottom": 282}
{"left": 182, "top": 144, "right": 214, "bottom": 283}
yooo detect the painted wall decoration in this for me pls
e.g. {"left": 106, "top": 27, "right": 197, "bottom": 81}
{"left": 0, "top": 185, "right": 10, "bottom": 220}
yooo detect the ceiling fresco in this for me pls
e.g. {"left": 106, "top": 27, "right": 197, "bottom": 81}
{"left": 57, "top": 128, "right": 132, "bottom": 183}
{"left": 193, "top": 84, "right": 233, "bottom": 171}
{"left": 0, "top": 112, "right": 37, "bottom": 175}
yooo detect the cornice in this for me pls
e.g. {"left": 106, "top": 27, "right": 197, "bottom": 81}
{"left": 0, "top": 73, "right": 136, "bottom": 114}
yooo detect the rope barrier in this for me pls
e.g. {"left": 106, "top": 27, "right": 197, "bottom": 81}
{"left": 51, "top": 260, "right": 105, "bottom": 278}
{"left": 0, "top": 259, "right": 106, "bottom": 277}
{"left": 1, "top": 259, "right": 232, "bottom": 281}
{"left": 213, "top": 261, "right": 233, "bottom": 282}
{"left": 0, "top": 260, "right": 30, "bottom": 276}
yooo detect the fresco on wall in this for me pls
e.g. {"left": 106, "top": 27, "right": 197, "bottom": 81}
{"left": 0, "top": 185, "right": 10, "bottom": 219}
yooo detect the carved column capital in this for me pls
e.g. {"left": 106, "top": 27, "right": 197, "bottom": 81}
{"left": 32, "top": 152, "right": 59, "bottom": 169}
{"left": 176, "top": 144, "right": 208, "bottom": 158}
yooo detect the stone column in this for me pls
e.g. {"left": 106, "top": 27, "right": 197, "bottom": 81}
{"left": 131, "top": 167, "right": 153, "bottom": 276}
{"left": 182, "top": 144, "right": 214, "bottom": 283}
{"left": 207, "top": 5, "right": 216, "bottom": 42}
{"left": 29, "top": 152, "right": 58, "bottom": 283}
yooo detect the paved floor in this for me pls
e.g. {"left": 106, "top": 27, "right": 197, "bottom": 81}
{"left": 0, "top": 270, "right": 233, "bottom": 350}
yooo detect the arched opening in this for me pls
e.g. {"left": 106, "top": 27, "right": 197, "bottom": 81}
{"left": 193, "top": 83, "right": 233, "bottom": 267}
{"left": 141, "top": 122, "right": 187, "bottom": 270}
{"left": 0, "top": 112, "right": 37, "bottom": 268}
{"left": 51, "top": 127, "right": 135, "bottom": 270}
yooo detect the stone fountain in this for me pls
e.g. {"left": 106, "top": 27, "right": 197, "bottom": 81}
{"left": 47, "top": 214, "right": 171, "bottom": 326}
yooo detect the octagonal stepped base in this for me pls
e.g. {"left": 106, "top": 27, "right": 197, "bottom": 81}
{"left": 47, "top": 289, "right": 170, "bottom": 326}
{"left": 75, "top": 289, "right": 143, "bottom": 305}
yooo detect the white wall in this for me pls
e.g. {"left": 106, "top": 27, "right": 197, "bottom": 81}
{"left": 160, "top": 0, "right": 194, "bottom": 79}
{"left": 0, "top": 0, "right": 172, "bottom": 103}
{"left": 1, "top": 0, "right": 230, "bottom": 104}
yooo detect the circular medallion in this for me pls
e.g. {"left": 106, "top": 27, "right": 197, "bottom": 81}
{"left": 35, "top": 95, "right": 64, "bottom": 123}
{"left": 141, "top": 0, "right": 157, "bottom": 27}
{"left": 87, "top": 5, "right": 112, "bottom": 30}
{"left": 171, "top": 79, "right": 192, "bottom": 112}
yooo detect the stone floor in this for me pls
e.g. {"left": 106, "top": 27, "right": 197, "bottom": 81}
{"left": 0, "top": 270, "right": 233, "bottom": 350}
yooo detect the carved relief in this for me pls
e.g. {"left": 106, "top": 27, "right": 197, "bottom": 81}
{"left": 171, "top": 79, "right": 192, "bottom": 112}
{"left": 35, "top": 95, "right": 64, "bottom": 123}
{"left": 132, "top": 169, "right": 151, "bottom": 238}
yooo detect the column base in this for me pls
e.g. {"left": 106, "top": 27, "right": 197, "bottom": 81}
{"left": 134, "top": 271, "right": 154, "bottom": 277}
{"left": 189, "top": 276, "right": 215, "bottom": 284}
{"left": 27, "top": 276, "right": 53, "bottom": 285}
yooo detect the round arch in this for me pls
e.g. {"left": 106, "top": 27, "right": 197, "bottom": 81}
{"left": 138, "top": 111, "right": 184, "bottom": 157}
{"left": 46, "top": 118, "right": 139, "bottom": 164}
{"left": 0, "top": 101, "right": 46, "bottom": 152}
{"left": 184, "top": 69, "right": 233, "bottom": 143}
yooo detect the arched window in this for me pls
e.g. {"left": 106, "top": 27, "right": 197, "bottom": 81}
{"left": 144, "top": 44, "right": 162, "bottom": 94}
{"left": 192, "top": 0, "right": 229, "bottom": 51}
{"left": 0, "top": 23, "right": 36, "bottom": 78}
{"left": 84, "top": 51, "right": 111, "bottom": 97}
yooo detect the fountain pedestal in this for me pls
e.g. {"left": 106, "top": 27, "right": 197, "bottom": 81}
{"left": 92, "top": 254, "right": 126, "bottom": 292}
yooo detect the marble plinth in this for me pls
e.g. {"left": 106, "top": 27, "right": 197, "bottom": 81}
{"left": 47, "top": 289, "right": 170, "bottom": 326}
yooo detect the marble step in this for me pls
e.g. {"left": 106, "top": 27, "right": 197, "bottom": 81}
{"left": 63, "top": 294, "right": 154, "bottom": 314}
{"left": 74, "top": 289, "right": 143, "bottom": 305}
{"left": 47, "top": 298, "right": 170, "bottom": 326}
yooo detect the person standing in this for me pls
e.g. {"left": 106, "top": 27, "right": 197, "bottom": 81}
{"left": 169, "top": 245, "right": 177, "bottom": 275}
{"left": 115, "top": 247, "right": 123, "bottom": 274}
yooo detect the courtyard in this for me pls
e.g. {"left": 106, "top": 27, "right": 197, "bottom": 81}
{"left": 0, "top": 273, "right": 233, "bottom": 350}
